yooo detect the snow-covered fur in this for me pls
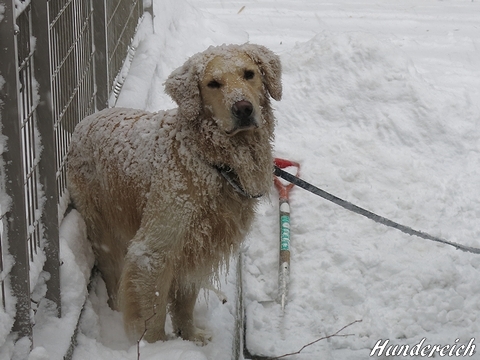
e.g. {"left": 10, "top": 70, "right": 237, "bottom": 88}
{"left": 67, "top": 44, "right": 282, "bottom": 344}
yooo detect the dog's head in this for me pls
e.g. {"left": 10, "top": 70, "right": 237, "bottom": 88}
{"left": 165, "top": 44, "right": 281, "bottom": 198}
{"left": 164, "top": 43, "right": 282, "bottom": 135}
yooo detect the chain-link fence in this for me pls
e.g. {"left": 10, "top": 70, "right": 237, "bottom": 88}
{"left": 0, "top": 0, "right": 145, "bottom": 355}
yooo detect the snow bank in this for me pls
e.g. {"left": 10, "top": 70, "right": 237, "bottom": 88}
{"left": 244, "top": 31, "right": 480, "bottom": 358}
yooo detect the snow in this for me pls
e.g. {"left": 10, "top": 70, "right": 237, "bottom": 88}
{"left": 3, "top": 0, "right": 480, "bottom": 358}
{"left": 14, "top": 0, "right": 30, "bottom": 18}
{"left": 31, "top": 210, "right": 94, "bottom": 360}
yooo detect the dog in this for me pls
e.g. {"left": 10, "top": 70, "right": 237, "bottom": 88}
{"left": 67, "top": 43, "right": 282, "bottom": 344}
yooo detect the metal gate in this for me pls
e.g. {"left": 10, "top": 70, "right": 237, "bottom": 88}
{"left": 0, "top": 0, "right": 145, "bottom": 354}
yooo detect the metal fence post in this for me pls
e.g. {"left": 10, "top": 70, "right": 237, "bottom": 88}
{"left": 0, "top": 0, "right": 33, "bottom": 344}
{"left": 92, "top": 0, "right": 109, "bottom": 110}
{"left": 31, "top": 0, "right": 61, "bottom": 317}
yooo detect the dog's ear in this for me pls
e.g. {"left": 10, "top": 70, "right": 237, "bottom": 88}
{"left": 164, "top": 58, "right": 202, "bottom": 122}
{"left": 241, "top": 44, "right": 282, "bottom": 101}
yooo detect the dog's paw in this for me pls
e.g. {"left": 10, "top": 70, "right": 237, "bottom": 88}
{"left": 191, "top": 327, "right": 212, "bottom": 346}
{"left": 176, "top": 324, "right": 212, "bottom": 345}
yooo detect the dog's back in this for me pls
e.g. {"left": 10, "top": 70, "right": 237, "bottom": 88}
{"left": 68, "top": 107, "right": 166, "bottom": 232}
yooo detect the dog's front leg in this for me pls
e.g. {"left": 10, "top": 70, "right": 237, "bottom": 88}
{"left": 169, "top": 279, "right": 211, "bottom": 344}
{"left": 118, "top": 241, "right": 174, "bottom": 343}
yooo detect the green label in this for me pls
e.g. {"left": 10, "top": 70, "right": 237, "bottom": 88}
{"left": 280, "top": 214, "right": 290, "bottom": 251}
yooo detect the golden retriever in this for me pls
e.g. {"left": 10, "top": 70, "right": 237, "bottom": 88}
{"left": 67, "top": 43, "right": 282, "bottom": 344}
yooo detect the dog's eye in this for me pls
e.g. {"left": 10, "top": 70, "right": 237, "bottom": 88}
{"left": 207, "top": 80, "right": 222, "bottom": 89}
{"left": 244, "top": 70, "right": 255, "bottom": 80}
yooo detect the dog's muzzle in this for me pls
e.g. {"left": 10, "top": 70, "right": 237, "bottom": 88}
{"left": 226, "top": 100, "right": 258, "bottom": 135}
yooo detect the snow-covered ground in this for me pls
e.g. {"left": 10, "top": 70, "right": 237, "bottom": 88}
{"left": 4, "top": 0, "right": 480, "bottom": 359}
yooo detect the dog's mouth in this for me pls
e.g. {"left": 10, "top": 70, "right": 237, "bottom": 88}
{"left": 225, "top": 123, "right": 258, "bottom": 137}
{"left": 215, "top": 165, "right": 263, "bottom": 199}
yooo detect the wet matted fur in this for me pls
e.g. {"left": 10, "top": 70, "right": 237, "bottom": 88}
{"left": 67, "top": 43, "right": 282, "bottom": 343}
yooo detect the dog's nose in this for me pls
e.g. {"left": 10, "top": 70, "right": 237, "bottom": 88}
{"left": 231, "top": 100, "right": 257, "bottom": 132}
{"left": 232, "top": 100, "right": 253, "bottom": 120}
{"left": 226, "top": 101, "right": 258, "bottom": 135}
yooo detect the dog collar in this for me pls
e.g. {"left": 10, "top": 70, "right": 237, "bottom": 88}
{"left": 215, "top": 165, "right": 263, "bottom": 199}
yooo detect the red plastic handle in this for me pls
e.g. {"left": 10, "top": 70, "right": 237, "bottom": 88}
{"left": 274, "top": 158, "right": 300, "bottom": 170}
{"left": 274, "top": 158, "right": 300, "bottom": 200}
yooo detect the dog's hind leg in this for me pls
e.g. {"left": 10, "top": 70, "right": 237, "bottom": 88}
{"left": 92, "top": 229, "right": 125, "bottom": 309}
{"left": 169, "top": 279, "right": 211, "bottom": 344}
{"left": 78, "top": 208, "right": 125, "bottom": 309}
